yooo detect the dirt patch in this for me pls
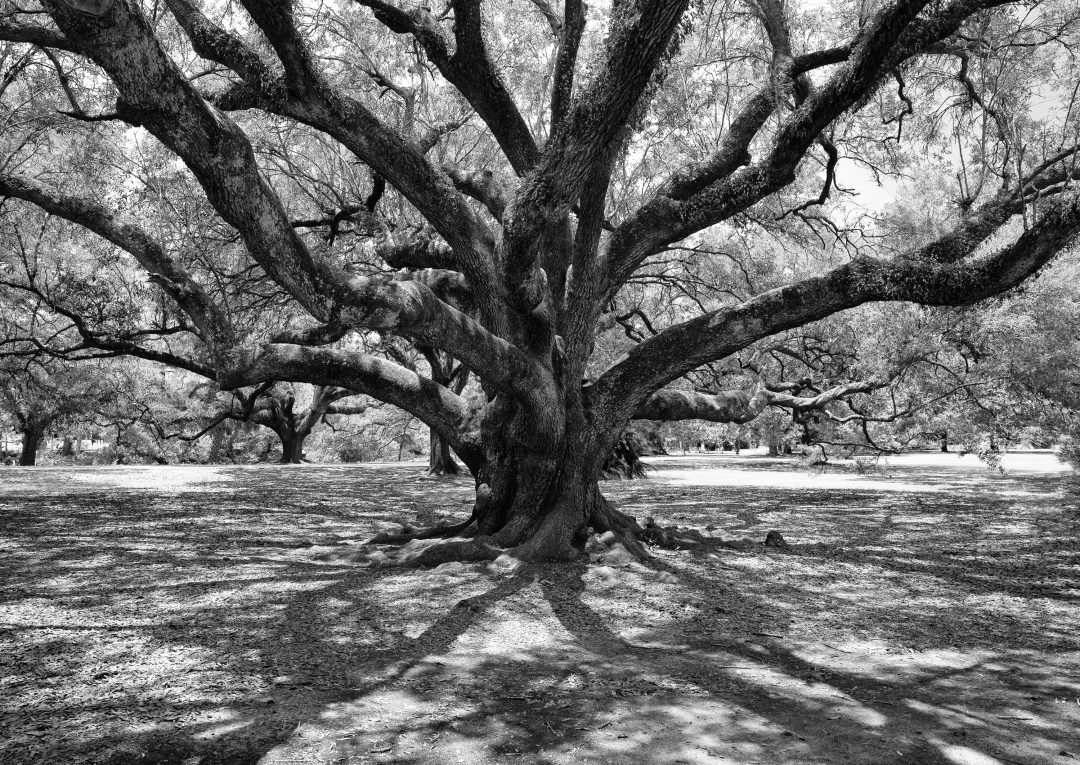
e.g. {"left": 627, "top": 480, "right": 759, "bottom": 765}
{"left": 1, "top": 455, "right": 1078, "bottom": 764}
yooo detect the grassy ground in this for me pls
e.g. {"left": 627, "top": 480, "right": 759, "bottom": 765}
{"left": 0, "top": 452, "right": 1078, "bottom": 765}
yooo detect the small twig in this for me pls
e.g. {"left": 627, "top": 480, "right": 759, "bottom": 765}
{"left": 991, "top": 756, "right": 1033, "bottom": 765}
{"left": 752, "top": 632, "right": 786, "bottom": 638}
{"left": 713, "top": 665, "right": 763, "bottom": 670}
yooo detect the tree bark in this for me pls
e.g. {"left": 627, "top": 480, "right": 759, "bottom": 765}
{"left": 412, "top": 401, "right": 654, "bottom": 563}
{"left": 19, "top": 426, "right": 44, "bottom": 466}
{"left": 207, "top": 423, "right": 233, "bottom": 463}
{"left": 428, "top": 430, "right": 460, "bottom": 475}
{"left": 278, "top": 429, "right": 307, "bottom": 464}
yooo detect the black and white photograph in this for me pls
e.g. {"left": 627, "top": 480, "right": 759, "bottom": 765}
{"left": 1, "top": 0, "right": 1079, "bottom": 762}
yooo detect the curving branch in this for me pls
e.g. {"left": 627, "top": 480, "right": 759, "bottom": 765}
{"left": 0, "top": 171, "right": 233, "bottom": 353}
{"left": 443, "top": 166, "right": 513, "bottom": 222}
{"left": 594, "top": 190, "right": 1080, "bottom": 434}
{"left": 350, "top": 0, "right": 540, "bottom": 174}
{"left": 223, "top": 343, "right": 483, "bottom": 470}
{"left": 605, "top": 0, "right": 1016, "bottom": 292}
{"left": 43, "top": 0, "right": 529, "bottom": 397}
{"left": 164, "top": 0, "right": 505, "bottom": 332}
{"left": 633, "top": 378, "right": 885, "bottom": 423}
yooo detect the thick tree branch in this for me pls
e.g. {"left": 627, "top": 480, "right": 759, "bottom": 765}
{"left": 378, "top": 239, "right": 457, "bottom": 270}
{"left": 350, "top": 0, "right": 540, "bottom": 174}
{"left": 0, "top": 17, "right": 77, "bottom": 52}
{"left": 165, "top": 0, "right": 505, "bottom": 332}
{"left": 550, "top": 0, "right": 584, "bottom": 134}
{"left": 270, "top": 323, "right": 351, "bottom": 347}
{"left": 0, "top": 171, "right": 233, "bottom": 352}
{"left": 443, "top": 165, "right": 513, "bottom": 221}
{"left": 45, "top": 0, "right": 528, "bottom": 398}
{"left": 502, "top": 0, "right": 692, "bottom": 312}
{"left": 633, "top": 378, "right": 884, "bottom": 423}
{"left": 224, "top": 343, "right": 483, "bottom": 471}
{"left": 595, "top": 191, "right": 1080, "bottom": 435}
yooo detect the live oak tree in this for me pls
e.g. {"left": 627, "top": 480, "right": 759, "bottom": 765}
{"left": 0, "top": 355, "right": 114, "bottom": 465}
{"left": 1, "top": 0, "right": 1079, "bottom": 561}
{"left": 212, "top": 383, "right": 372, "bottom": 464}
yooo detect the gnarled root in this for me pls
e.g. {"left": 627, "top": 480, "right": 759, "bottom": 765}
{"left": 586, "top": 491, "right": 650, "bottom": 558}
{"left": 405, "top": 538, "right": 502, "bottom": 568}
{"left": 367, "top": 515, "right": 475, "bottom": 545}
{"left": 640, "top": 516, "right": 710, "bottom": 549}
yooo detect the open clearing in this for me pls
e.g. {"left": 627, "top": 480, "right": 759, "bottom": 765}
{"left": 1, "top": 452, "right": 1078, "bottom": 765}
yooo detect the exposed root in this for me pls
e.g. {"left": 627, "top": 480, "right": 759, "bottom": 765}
{"left": 586, "top": 494, "right": 718, "bottom": 556}
{"left": 764, "top": 530, "right": 794, "bottom": 552}
{"left": 359, "top": 489, "right": 797, "bottom": 567}
{"left": 640, "top": 516, "right": 710, "bottom": 549}
{"left": 367, "top": 515, "right": 475, "bottom": 545}
{"left": 590, "top": 500, "right": 798, "bottom": 557}
{"left": 587, "top": 492, "right": 650, "bottom": 558}
{"left": 404, "top": 539, "right": 502, "bottom": 568}
{"left": 715, "top": 529, "right": 798, "bottom": 553}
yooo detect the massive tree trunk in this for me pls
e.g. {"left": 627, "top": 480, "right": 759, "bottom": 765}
{"left": 402, "top": 384, "right": 653, "bottom": 563}
{"left": 466, "top": 408, "right": 611, "bottom": 561}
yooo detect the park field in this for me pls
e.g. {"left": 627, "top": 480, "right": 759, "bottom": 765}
{"left": 1, "top": 452, "right": 1078, "bottom": 765}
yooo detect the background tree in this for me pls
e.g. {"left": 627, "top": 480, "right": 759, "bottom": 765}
{"left": 194, "top": 383, "right": 373, "bottom": 464}
{"left": 0, "top": 355, "right": 114, "bottom": 464}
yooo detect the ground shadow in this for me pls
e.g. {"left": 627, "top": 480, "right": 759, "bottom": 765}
{"left": 0, "top": 458, "right": 1077, "bottom": 764}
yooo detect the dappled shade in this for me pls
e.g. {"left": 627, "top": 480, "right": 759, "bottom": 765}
{"left": 1, "top": 455, "right": 1077, "bottom": 764}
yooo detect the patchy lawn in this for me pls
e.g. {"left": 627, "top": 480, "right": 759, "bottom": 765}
{"left": 0, "top": 452, "right": 1078, "bottom": 765}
